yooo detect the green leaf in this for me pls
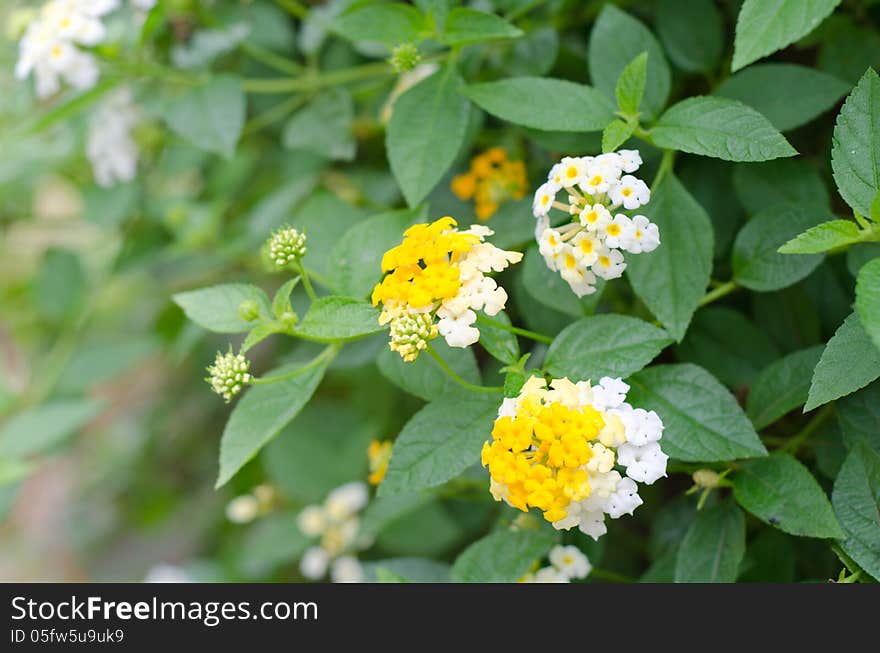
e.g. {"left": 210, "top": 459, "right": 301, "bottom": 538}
{"left": 656, "top": 0, "right": 723, "bottom": 73}
{"left": 832, "top": 443, "right": 880, "bottom": 580}
{"left": 378, "top": 394, "right": 498, "bottom": 496}
{"left": 294, "top": 297, "right": 383, "bottom": 342}
{"left": 240, "top": 324, "right": 283, "bottom": 354}
{"left": 282, "top": 88, "right": 355, "bottom": 161}
{"left": 871, "top": 190, "right": 880, "bottom": 222}
{"left": 271, "top": 278, "right": 300, "bottom": 319}
{"left": 674, "top": 502, "right": 745, "bottom": 582}
{"left": 733, "top": 453, "right": 844, "bottom": 538}
{"left": 626, "top": 175, "right": 714, "bottom": 341}
{"left": 778, "top": 220, "right": 862, "bottom": 254}
{"left": 451, "top": 528, "right": 555, "bottom": 582}
{"left": 0, "top": 458, "right": 32, "bottom": 486}
{"left": 363, "top": 558, "right": 450, "bottom": 583}
{"left": 652, "top": 96, "right": 797, "bottom": 162}
{"left": 328, "top": 207, "right": 424, "bottom": 299}
{"left": 173, "top": 283, "right": 271, "bottom": 334}
{"left": 331, "top": 1, "right": 426, "bottom": 43}
{"left": 377, "top": 339, "right": 480, "bottom": 401}
{"left": 602, "top": 119, "right": 635, "bottom": 154}
{"left": 387, "top": 65, "right": 471, "bottom": 207}
{"left": 588, "top": 4, "right": 670, "bottom": 120}
{"left": 732, "top": 204, "right": 827, "bottom": 291}
{"left": 747, "top": 346, "right": 825, "bottom": 429}
{"left": 716, "top": 64, "right": 850, "bottom": 131}
{"left": 238, "top": 512, "right": 310, "bottom": 578}
{"left": 855, "top": 258, "right": 880, "bottom": 351}
{"left": 733, "top": 158, "right": 830, "bottom": 216}
{"left": 627, "top": 363, "right": 768, "bottom": 462}
{"left": 164, "top": 75, "right": 245, "bottom": 159}
{"left": 477, "top": 311, "right": 520, "bottom": 365}
{"left": 732, "top": 0, "right": 841, "bottom": 71}
{"left": 677, "top": 307, "right": 780, "bottom": 390}
{"left": 440, "top": 7, "right": 522, "bottom": 46}
{"left": 544, "top": 315, "right": 671, "bottom": 382}
{"left": 0, "top": 399, "right": 104, "bottom": 458}
{"left": 615, "top": 51, "right": 647, "bottom": 117}
{"left": 837, "top": 382, "right": 880, "bottom": 453}
{"left": 806, "top": 312, "right": 880, "bottom": 411}
{"left": 33, "top": 248, "right": 85, "bottom": 323}
{"left": 464, "top": 77, "right": 614, "bottom": 132}
{"left": 289, "top": 191, "right": 368, "bottom": 280}
{"left": 216, "top": 359, "right": 329, "bottom": 488}
{"left": 831, "top": 69, "right": 880, "bottom": 217}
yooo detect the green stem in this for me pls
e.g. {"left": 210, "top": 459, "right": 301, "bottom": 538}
{"left": 698, "top": 280, "right": 737, "bottom": 307}
{"left": 426, "top": 344, "right": 503, "bottom": 394}
{"left": 476, "top": 315, "right": 553, "bottom": 344}
{"left": 651, "top": 149, "right": 676, "bottom": 190}
{"left": 295, "top": 259, "right": 318, "bottom": 302}
{"left": 274, "top": 0, "right": 309, "bottom": 18}
{"left": 241, "top": 41, "right": 303, "bottom": 76}
{"left": 242, "top": 61, "right": 395, "bottom": 94}
{"left": 244, "top": 94, "right": 309, "bottom": 135}
{"left": 777, "top": 404, "right": 834, "bottom": 455}
{"left": 251, "top": 344, "right": 338, "bottom": 385}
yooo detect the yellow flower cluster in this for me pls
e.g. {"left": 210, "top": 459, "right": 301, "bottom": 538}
{"left": 367, "top": 440, "right": 393, "bottom": 485}
{"left": 481, "top": 380, "right": 606, "bottom": 523}
{"left": 451, "top": 147, "right": 527, "bottom": 220}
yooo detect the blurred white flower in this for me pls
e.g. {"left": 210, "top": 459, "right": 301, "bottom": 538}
{"left": 86, "top": 87, "right": 141, "bottom": 187}
{"left": 144, "top": 563, "right": 192, "bottom": 583}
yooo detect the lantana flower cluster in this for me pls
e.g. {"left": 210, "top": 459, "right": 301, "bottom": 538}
{"left": 367, "top": 440, "right": 393, "bottom": 486}
{"left": 451, "top": 147, "right": 527, "bottom": 220}
{"left": 520, "top": 544, "right": 592, "bottom": 583}
{"left": 372, "top": 217, "right": 522, "bottom": 361}
{"left": 297, "top": 482, "right": 371, "bottom": 583}
{"left": 481, "top": 375, "right": 668, "bottom": 540}
{"left": 533, "top": 150, "right": 659, "bottom": 297}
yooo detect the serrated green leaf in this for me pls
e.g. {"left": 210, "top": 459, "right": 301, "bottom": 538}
{"left": 378, "top": 394, "right": 498, "bottom": 496}
{"left": 627, "top": 364, "right": 768, "bottom": 462}
{"left": 451, "top": 528, "right": 555, "bottom": 582}
{"left": 173, "top": 283, "right": 272, "bottom": 334}
{"left": 716, "top": 64, "right": 850, "bottom": 131}
{"left": 240, "top": 324, "right": 284, "bottom": 354}
{"left": 732, "top": 204, "right": 827, "bottom": 291}
{"left": 216, "top": 359, "right": 328, "bottom": 488}
{"left": 588, "top": 4, "right": 670, "bottom": 120}
{"left": 477, "top": 311, "right": 519, "bottom": 365}
{"left": 464, "top": 77, "right": 614, "bottom": 132}
{"left": 0, "top": 399, "right": 104, "bottom": 458}
{"left": 733, "top": 158, "right": 830, "bottom": 216}
{"left": 778, "top": 220, "right": 862, "bottom": 254}
{"left": 733, "top": 453, "right": 844, "bottom": 538}
{"left": 625, "top": 175, "right": 713, "bottom": 341}
{"left": 294, "top": 297, "right": 383, "bottom": 342}
{"left": 806, "top": 312, "right": 880, "bottom": 411}
{"left": 837, "top": 382, "right": 880, "bottom": 453}
{"left": 732, "top": 0, "right": 841, "bottom": 72}
{"left": 377, "top": 339, "right": 480, "bottom": 401}
{"left": 855, "top": 258, "right": 880, "bottom": 351}
{"left": 363, "top": 558, "right": 450, "bottom": 582}
{"left": 164, "top": 75, "right": 245, "bottom": 159}
{"left": 652, "top": 96, "right": 797, "bottom": 162}
{"left": 615, "top": 52, "right": 647, "bottom": 117}
{"left": 831, "top": 69, "right": 880, "bottom": 217}
{"left": 544, "top": 315, "right": 671, "bottom": 382}
{"left": 747, "top": 346, "right": 825, "bottom": 429}
{"left": 282, "top": 88, "right": 355, "bottom": 161}
{"left": 602, "top": 119, "right": 635, "bottom": 154}
{"left": 675, "top": 502, "right": 745, "bottom": 582}
{"left": 677, "top": 307, "right": 779, "bottom": 390}
{"left": 440, "top": 7, "right": 522, "bottom": 46}
{"left": 331, "top": 1, "right": 426, "bottom": 43}
{"left": 832, "top": 443, "right": 880, "bottom": 580}
{"left": 271, "top": 278, "right": 300, "bottom": 318}
{"left": 656, "top": 0, "right": 723, "bottom": 73}
{"left": 387, "top": 65, "right": 471, "bottom": 207}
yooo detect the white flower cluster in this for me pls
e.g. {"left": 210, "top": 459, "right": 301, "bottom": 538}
{"left": 532, "top": 150, "right": 660, "bottom": 297}
{"left": 87, "top": 87, "right": 141, "bottom": 187}
{"left": 521, "top": 545, "right": 592, "bottom": 583}
{"left": 225, "top": 485, "right": 275, "bottom": 524}
{"left": 297, "top": 482, "right": 370, "bottom": 583}
{"left": 435, "top": 225, "right": 523, "bottom": 348}
{"left": 15, "top": 0, "right": 118, "bottom": 99}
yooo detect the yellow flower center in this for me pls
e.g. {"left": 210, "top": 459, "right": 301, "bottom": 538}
{"left": 607, "top": 224, "right": 621, "bottom": 237}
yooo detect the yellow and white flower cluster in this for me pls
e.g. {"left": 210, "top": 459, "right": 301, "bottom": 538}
{"left": 481, "top": 375, "right": 667, "bottom": 540}
{"left": 297, "top": 482, "right": 370, "bottom": 583}
{"left": 372, "top": 217, "right": 522, "bottom": 361}
{"left": 520, "top": 544, "right": 592, "bottom": 583}
{"left": 532, "top": 150, "right": 659, "bottom": 297}
{"left": 15, "top": 0, "right": 118, "bottom": 99}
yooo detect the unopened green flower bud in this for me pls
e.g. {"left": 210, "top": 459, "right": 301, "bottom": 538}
{"left": 389, "top": 42, "right": 421, "bottom": 73}
{"left": 207, "top": 350, "right": 252, "bottom": 403}
{"left": 692, "top": 469, "right": 721, "bottom": 489}
{"left": 280, "top": 310, "right": 299, "bottom": 329}
{"left": 238, "top": 299, "right": 261, "bottom": 322}
{"left": 267, "top": 226, "right": 307, "bottom": 268}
